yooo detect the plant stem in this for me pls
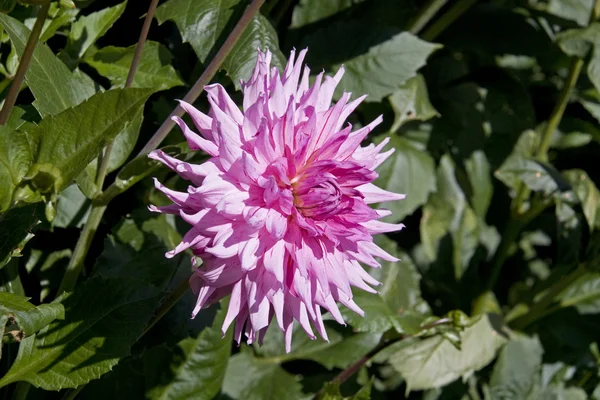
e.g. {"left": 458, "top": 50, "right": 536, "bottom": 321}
{"left": 406, "top": 0, "right": 449, "bottom": 35}
{"left": 510, "top": 265, "right": 587, "bottom": 330}
{"left": 61, "top": 384, "right": 83, "bottom": 400}
{"left": 486, "top": 218, "right": 523, "bottom": 291}
{"left": 535, "top": 58, "right": 584, "bottom": 162}
{"left": 58, "top": 205, "right": 106, "bottom": 293}
{"left": 314, "top": 318, "right": 452, "bottom": 398}
{"left": 12, "top": 382, "right": 30, "bottom": 400}
{"left": 125, "top": 0, "right": 159, "bottom": 88}
{"left": 57, "top": 0, "right": 160, "bottom": 293}
{"left": 94, "top": 0, "right": 160, "bottom": 194}
{"left": 421, "top": 0, "right": 476, "bottom": 41}
{"left": 138, "top": 0, "right": 265, "bottom": 156}
{"left": 0, "top": 2, "right": 50, "bottom": 125}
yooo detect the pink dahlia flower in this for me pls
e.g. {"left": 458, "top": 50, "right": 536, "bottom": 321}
{"left": 149, "top": 49, "right": 405, "bottom": 352}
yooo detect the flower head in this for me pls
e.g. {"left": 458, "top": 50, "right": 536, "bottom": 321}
{"left": 149, "top": 49, "right": 405, "bottom": 352}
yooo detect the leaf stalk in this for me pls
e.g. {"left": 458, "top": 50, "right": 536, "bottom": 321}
{"left": 0, "top": 2, "right": 50, "bottom": 125}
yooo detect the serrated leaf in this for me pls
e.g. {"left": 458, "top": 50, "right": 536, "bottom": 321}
{"left": 75, "top": 108, "right": 144, "bottom": 198}
{"left": 558, "top": 272, "right": 600, "bottom": 314}
{"left": 373, "top": 135, "right": 436, "bottom": 222}
{"left": 84, "top": 41, "right": 184, "bottom": 90}
{"left": 64, "top": 1, "right": 127, "bottom": 60}
{"left": 18, "top": 88, "right": 153, "bottom": 200}
{"left": 0, "top": 109, "right": 36, "bottom": 212}
{"left": 390, "top": 314, "right": 506, "bottom": 391}
{"left": 420, "top": 155, "right": 480, "bottom": 280}
{"left": 334, "top": 32, "right": 440, "bottom": 102}
{"left": 0, "top": 276, "right": 161, "bottom": 389}
{"left": 563, "top": 169, "right": 600, "bottom": 231}
{"left": 155, "top": 0, "right": 285, "bottom": 87}
{"left": 146, "top": 301, "right": 233, "bottom": 400}
{"left": 389, "top": 74, "right": 438, "bottom": 131}
{"left": 221, "top": 352, "right": 307, "bottom": 400}
{"left": 0, "top": 13, "right": 96, "bottom": 116}
{"left": 488, "top": 336, "right": 543, "bottom": 399}
{"left": 0, "top": 292, "right": 64, "bottom": 339}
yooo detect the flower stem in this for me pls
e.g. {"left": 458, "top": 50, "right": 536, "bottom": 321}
{"left": 58, "top": 205, "right": 106, "bottom": 293}
{"left": 125, "top": 0, "right": 160, "bottom": 88}
{"left": 314, "top": 318, "right": 452, "bottom": 397}
{"left": 420, "top": 0, "right": 476, "bottom": 41}
{"left": 0, "top": 2, "right": 50, "bottom": 125}
{"left": 57, "top": 0, "right": 159, "bottom": 293}
{"left": 12, "top": 382, "right": 30, "bottom": 400}
{"left": 406, "top": 0, "right": 449, "bottom": 35}
{"left": 137, "top": 0, "right": 266, "bottom": 155}
{"left": 93, "top": 0, "right": 160, "bottom": 197}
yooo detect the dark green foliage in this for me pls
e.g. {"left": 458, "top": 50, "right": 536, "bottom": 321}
{"left": 2, "top": 0, "right": 600, "bottom": 399}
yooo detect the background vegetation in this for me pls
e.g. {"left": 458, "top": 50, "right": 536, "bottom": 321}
{"left": 2, "top": 0, "right": 600, "bottom": 398}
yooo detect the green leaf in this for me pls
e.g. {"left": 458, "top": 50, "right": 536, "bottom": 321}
{"left": 373, "top": 135, "right": 436, "bottom": 222}
{"left": 221, "top": 352, "right": 307, "bottom": 400}
{"left": 0, "top": 276, "right": 161, "bottom": 389}
{"left": 146, "top": 301, "right": 233, "bottom": 400}
{"left": 109, "top": 142, "right": 192, "bottom": 196}
{"left": 389, "top": 314, "right": 507, "bottom": 392}
{"left": 84, "top": 41, "right": 185, "bottom": 90}
{"left": 488, "top": 336, "right": 543, "bottom": 399}
{"left": 256, "top": 322, "right": 381, "bottom": 370}
{"left": 548, "top": 0, "right": 593, "bottom": 26}
{"left": 557, "top": 24, "right": 600, "bottom": 93}
{"left": 52, "top": 184, "right": 90, "bottom": 228}
{"left": 0, "top": 292, "right": 64, "bottom": 339}
{"left": 155, "top": 0, "right": 286, "bottom": 87}
{"left": 75, "top": 108, "right": 144, "bottom": 198}
{"left": 465, "top": 150, "right": 493, "bottom": 220}
{"left": 555, "top": 200, "right": 582, "bottom": 266}
{"left": 0, "top": 205, "right": 39, "bottom": 269}
{"left": 17, "top": 88, "right": 153, "bottom": 202}
{"left": 0, "top": 13, "right": 96, "bottom": 116}
{"left": 558, "top": 272, "right": 600, "bottom": 314}
{"left": 342, "top": 236, "right": 429, "bottom": 333}
{"left": 420, "top": 155, "right": 480, "bottom": 280}
{"left": 495, "top": 155, "right": 571, "bottom": 197}
{"left": 389, "top": 74, "right": 438, "bottom": 131}
{"left": 320, "top": 378, "right": 372, "bottom": 400}
{"left": 64, "top": 1, "right": 127, "bottom": 60}
{"left": 38, "top": 7, "right": 79, "bottom": 43}
{"left": 93, "top": 233, "right": 183, "bottom": 291}
{"left": 0, "top": 109, "right": 36, "bottom": 212}
{"left": 563, "top": 169, "right": 600, "bottom": 231}
{"left": 334, "top": 32, "right": 440, "bottom": 102}
{"left": 291, "top": 0, "right": 362, "bottom": 28}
